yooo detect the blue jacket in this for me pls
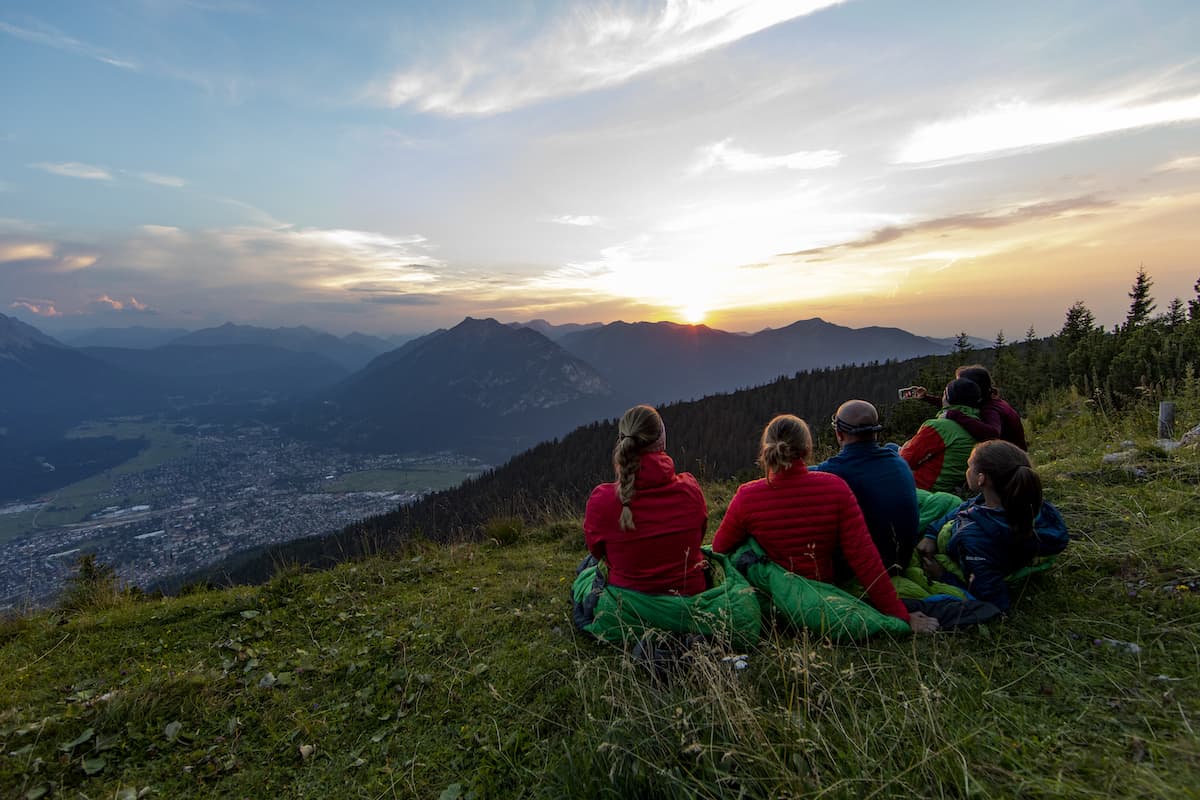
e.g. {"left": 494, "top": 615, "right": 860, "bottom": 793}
{"left": 923, "top": 496, "right": 1069, "bottom": 612}
{"left": 812, "top": 441, "right": 920, "bottom": 573}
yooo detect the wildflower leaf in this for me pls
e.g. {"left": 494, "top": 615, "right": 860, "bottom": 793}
{"left": 240, "top": 610, "right": 260, "bottom": 619}
{"left": 439, "top": 784, "right": 463, "bottom": 800}
{"left": 164, "top": 721, "right": 182, "bottom": 742}
{"left": 82, "top": 756, "right": 107, "bottom": 775}
{"left": 24, "top": 786, "right": 49, "bottom": 800}
{"left": 58, "top": 727, "right": 94, "bottom": 751}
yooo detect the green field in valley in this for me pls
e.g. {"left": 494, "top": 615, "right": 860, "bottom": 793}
{"left": 0, "top": 420, "right": 189, "bottom": 545}
{"left": 320, "top": 467, "right": 481, "bottom": 494}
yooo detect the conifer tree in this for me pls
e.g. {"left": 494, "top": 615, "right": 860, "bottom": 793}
{"left": 1165, "top": 297, "right": 1186, "bottom": 329}
{"left": 1059, "top": 302, "right": 1096, "bottom": 345}
{"left": 1124, "top": 266, "right": 1156, "bottom": 331}
{"left": 1189, "top": 276, "right": 1200, "bottom": 322}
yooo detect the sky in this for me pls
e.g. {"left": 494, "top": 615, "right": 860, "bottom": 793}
{"left": 2, "top": 0, "right": 1199, "bottom": 338}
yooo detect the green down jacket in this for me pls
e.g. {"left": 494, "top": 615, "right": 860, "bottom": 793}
{"left": 571, "top": 548, "right": 761, "bottom": 650}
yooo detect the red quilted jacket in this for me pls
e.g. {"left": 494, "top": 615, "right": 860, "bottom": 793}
{"left": 711, "top": 464, "right": 909, "bottom": 620}
{"left": 584, "top": 451, "right": 708, "bottom": 596}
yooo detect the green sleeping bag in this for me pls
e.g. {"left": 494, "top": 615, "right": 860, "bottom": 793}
{"left": 899, "top": 511, "right": 1060, "bottom": 600}
{"left": 571, "top": 548, "right": 761, "bottom": 650}
{"left": 731, "top": 539, "right": 911, "bottom": 641}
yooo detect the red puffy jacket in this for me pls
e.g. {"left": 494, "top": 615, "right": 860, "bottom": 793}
{"left": 711, "top": 464, "right": 909, "bottom": 621}
{"left": 584, "top": 451, "right": 708, "bottom": 596}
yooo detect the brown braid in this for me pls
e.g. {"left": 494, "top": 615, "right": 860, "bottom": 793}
{"left": 613, "top": 405, "right": 665, "bottom": 530}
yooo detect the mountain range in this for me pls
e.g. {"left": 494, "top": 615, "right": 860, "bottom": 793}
{"left": 170, "top": 323, "right": 390, "bottom": 371}
{"left": 2, "top": 310, "right": 976, "bottom": 461}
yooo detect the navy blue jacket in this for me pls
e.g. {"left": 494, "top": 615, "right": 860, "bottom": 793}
{"left": 923, "top": 496, "right": 1069, "bottom": 612}
{"left": 812, "top": 441, "right": 919, "bottom": 573}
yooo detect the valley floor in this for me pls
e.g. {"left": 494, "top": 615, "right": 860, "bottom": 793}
{"left": 1, "top": 400, "right": 1198, "bottom": 798}
{"left": 0, "top": 419, "right": 483, "bottom": 608}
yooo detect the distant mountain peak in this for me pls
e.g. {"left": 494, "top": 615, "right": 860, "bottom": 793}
{"left": 0, "top": 313, "right": 67, "bottom": 352}
{"left": 173, "top": 322, "right": 385, "bottom": 371}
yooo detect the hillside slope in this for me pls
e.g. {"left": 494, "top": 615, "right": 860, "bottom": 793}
{"left": 2, "top": 395, "right": 1198, "bottom": 798}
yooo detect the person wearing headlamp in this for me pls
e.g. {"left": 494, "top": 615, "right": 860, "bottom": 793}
{"left": 812, "top": 400, "right": 919, "bottom": 575}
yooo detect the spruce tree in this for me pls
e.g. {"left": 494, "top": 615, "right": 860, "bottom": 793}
{"left": 1165, "top": 297, "right": 1186, "bottom": 329}
{"left": 1060, "top": 301, "right": 1096, "bottom": 344}
{"left": 1124, "top": 266, "right": 1156, "bottom": 331}
{"left": 953, "top": 332, "right": 971, "bottom": 355}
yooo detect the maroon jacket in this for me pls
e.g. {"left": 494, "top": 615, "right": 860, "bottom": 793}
{"left": 584, "top": 451, "right": 708, "bottom": 596}
{"left": 922, "top": 394, "right": 1027, "bottom": 450}
{"left": 711, "top": 464, "right": 909, "bottom": 621}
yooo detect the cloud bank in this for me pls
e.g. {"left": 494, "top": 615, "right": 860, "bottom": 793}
{"left": 896, "top": 88, "right": 1200, "bottom": 165}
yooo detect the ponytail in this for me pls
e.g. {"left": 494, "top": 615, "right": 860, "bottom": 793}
{"left": 998, "top": 465, "right": 1042, "bottom": 543}
{"left": 612, "top": 405, "right": 666, "bottom": 530}
{"left": 758, "top": 415, "right": 812, "bottom": 482}
{"left": 971, "top": 440, "right": 1043, "bottom": 544}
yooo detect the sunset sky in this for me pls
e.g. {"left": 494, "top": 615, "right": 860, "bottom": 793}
{"left": 2, "top": 0, "right": 1199, "bottom": 338}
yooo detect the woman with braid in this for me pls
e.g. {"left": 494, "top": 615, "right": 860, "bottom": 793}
{"left": 583, "top": 405, "right": 708, "bottom": 595}
{"left": 916, "top": 440, "right": 1068, "bottom": 613}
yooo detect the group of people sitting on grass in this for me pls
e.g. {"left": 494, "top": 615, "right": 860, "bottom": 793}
{"left": 572, "top": 364, "right": 1070, "bottom": 645}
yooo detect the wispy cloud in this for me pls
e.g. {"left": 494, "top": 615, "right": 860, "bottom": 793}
{"left": 138, "top": 0, "right": 263, "bottom": 13}
{"left": 896, "top": 89, "right": 1200, "bottom": 165}
{"left": 549, "top": 215, "right": 604, "bottom": 227}
{"left": 137, "top": 171, "right": 187, "bottom": 187}
{"left": 0, "top": 237, "right": 100, "bottom": 271}
{"left": 0, "top": 242, "right": 56, "bottom": 262}
{"left": 1154, "top": 155, "right": 1200, "bottom": 173}
{"left": 30, "top": 161, "right": 114, "bottom": 181}
{"left": 372, "top": 0, "right": 844, "bottom": 115}
{"left": 359, "top": 293, "right": 442, "bottom": 306}
{"left": 0, "top": 19, "right": 138, "bottom": 70}
{"left": 60, "top": 255, "right": 98, "bottom": 270}
{"left": 782, "top": 196, "right": 1115, "bottom": 257}
{"left": 119, "top": 222, "right": 448, "bottom": 302}
{"left": 691, "top": 138, "right": 842, "bottom": 174}
{"left": 10, "top": 299, "right": 62, "bottom": 317}
{"left": 87, "top": 294, "right": 150, "bottom": 313}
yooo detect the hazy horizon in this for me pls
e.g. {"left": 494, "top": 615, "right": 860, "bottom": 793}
{"left": 3, "top": 1, "right": 1199, "bottom": 339}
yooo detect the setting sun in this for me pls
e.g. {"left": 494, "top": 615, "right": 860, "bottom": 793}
{"left": 680, "top": 304, "right": 708, "bottom": 324}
